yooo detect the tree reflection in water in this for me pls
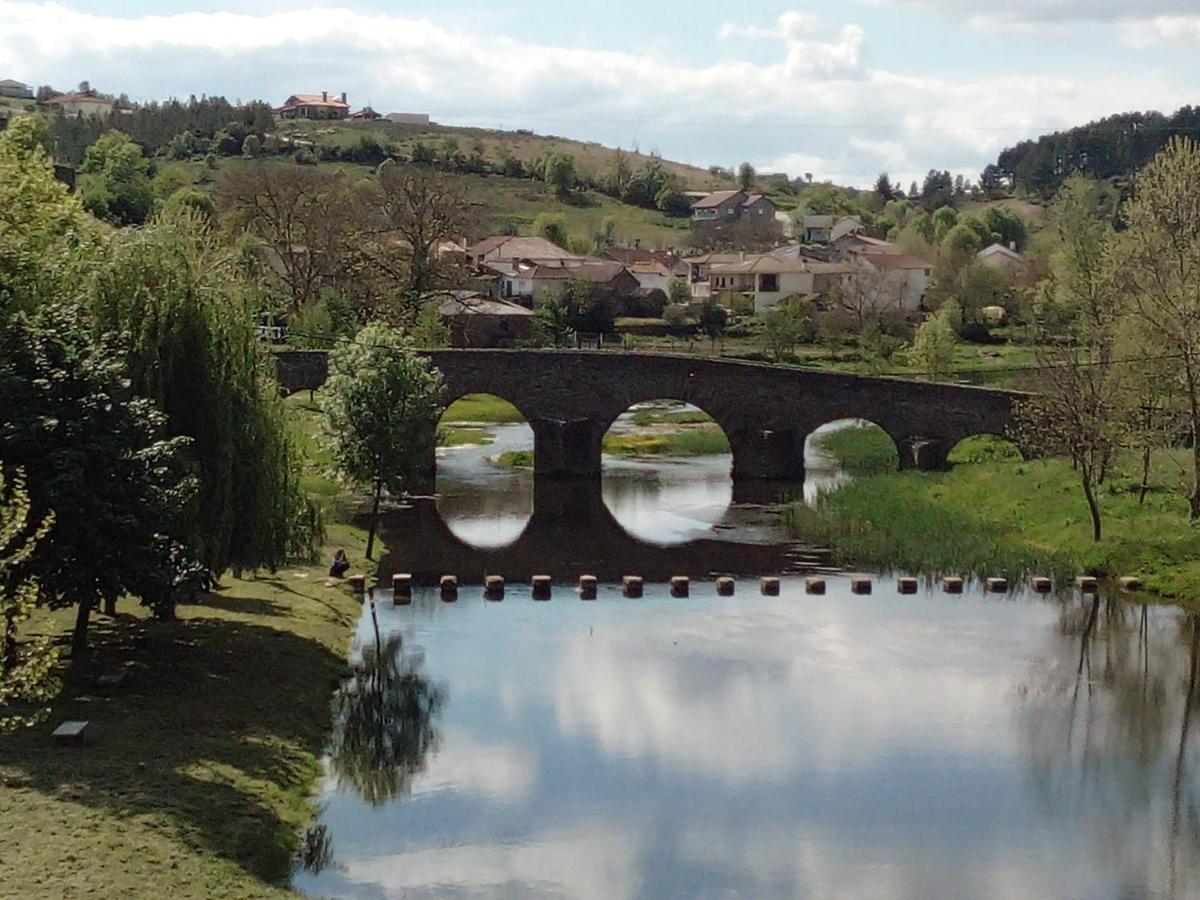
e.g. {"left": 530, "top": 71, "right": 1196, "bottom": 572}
{"left": 328, "top": 602, "right": 445, "bottom": 808}
{"left": 1017, "top": 597, "right": 1200, "bottom": 897}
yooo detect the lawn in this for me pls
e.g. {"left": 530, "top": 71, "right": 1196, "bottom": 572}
{"left": 0, "top": 389, "right": 378, "bottom": 897}
{"left": 441, "top": 393, "right": 526, "bottom": 424}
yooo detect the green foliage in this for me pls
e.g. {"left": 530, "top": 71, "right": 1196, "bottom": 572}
{"left": 289, "top": 291, "right": 359, "bottom": 349}
{"left": 0, "top": 304, "right": 199, "bottom": 646}
{"left": 737, "top": 161, "right": 756, "bottom": 191}
{"left": 907, "top": 305, "right": 958, "bottom": 379}
{"left": 534, "top": 212, "right": 569, "bottom": 248}
{"left": 759, "top": 298, "right": 814, "bottom": 361}
{"left": 662, "top": 303, "right": 693, "bottom": 338}
{"left": 558, "top": 279, "right": 618, "bottom": 334}
{"left": 543, "top": 152, "right": 577, "bottom": 197}
{"left": 79, "top": 130, "right": 155, "bottom": 226}
{"left": 980, "top": 205, "right": 1029, "bottom": 251}
{"left": 0, "top": 468, "right": 59, "bottom": 733}
{"left": 698, "top": 297, "right": 728, "bottom": 344}
{"left": 89, "top": 208, "right": 321, "bottom": 574}
{"left": 666, "top": 277, "right": 691, "bottom": 307}
{"left": 497, "top": 450, "right": 534, "bottom": 468}
{"left": 603, "top": 428, "right": 730, "bottom": 456}
{"left": 813, "top": 424, "right": 898, "bottom": 474}
{"left": 323, "top": 324, "right": 444, "bottom": 493}
{"left": 160, "top": 187, "right": 216, "bottom": 225}
{"left": 409, "top": 298, "right": 450, "bottom": 348}
{"left": 0, "top": 118, "right": 96, "bottom": 310}
{"left": 531, "top": 295, "right": 576, "bottom": 347}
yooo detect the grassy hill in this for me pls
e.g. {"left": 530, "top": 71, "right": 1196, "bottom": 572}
{"left": 276, "top": 118, "right": 727, "bottom": 193}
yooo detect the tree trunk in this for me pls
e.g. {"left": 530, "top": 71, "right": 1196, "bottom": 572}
{"left": 3, "top": 608, "right": 17, "bottom": 675}
{"left": 103, "top": 596, "right": 116, "bottom": 616}
{"left": 1081, "top": 469, "right": 1102, "bottom": 542}
{"left": 365, "top": 477, "right": 384, "bottom": 560}
{"left": 1140, "top": 444, "right": 1153, "bottom": 505}
{"left": 72, "top": 599, "right": 93, "bottom": 656}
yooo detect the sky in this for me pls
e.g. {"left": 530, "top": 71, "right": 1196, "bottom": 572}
{"left": 1, "top": 1, "right": 1197, "bottom": 187}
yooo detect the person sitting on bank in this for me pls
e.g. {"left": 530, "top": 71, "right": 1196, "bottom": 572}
{"left": 329, "top": 549, "right": 350, "bottom": 578}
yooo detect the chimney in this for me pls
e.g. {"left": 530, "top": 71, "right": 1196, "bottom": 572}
{"left": 322, "top": 91, "right": 328, "bottom": 102}
{"left": 340, "top": 91, "right": 347, "bottom": 104}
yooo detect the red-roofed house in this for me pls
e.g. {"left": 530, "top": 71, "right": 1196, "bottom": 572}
{"left": 276, "top": 92, "right": 350, "bottom": 120}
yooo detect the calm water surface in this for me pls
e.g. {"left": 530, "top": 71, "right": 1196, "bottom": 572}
{"left": 295, "top": 416, "right": 1200, "bottom": 899}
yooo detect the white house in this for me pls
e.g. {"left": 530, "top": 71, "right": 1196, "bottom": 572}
{"left": 706, "top": 255, "right": 817, "bottom": 313}
{"left": 42, "top": 91, "right": 114, "bottom": 118}
{"left": 851, "top": 250, "right": 932, "bottom": 313}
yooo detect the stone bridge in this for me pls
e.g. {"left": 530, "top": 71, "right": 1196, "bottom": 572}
{"left": 274, "top": 349, "right": 1028, "bottom": 479}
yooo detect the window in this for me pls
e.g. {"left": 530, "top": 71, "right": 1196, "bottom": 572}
{"left": 759, "top": 273, "right": 779, "bottom": 293}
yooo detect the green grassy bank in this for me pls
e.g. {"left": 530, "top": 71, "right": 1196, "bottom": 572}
{"left": 789, "top": 435, "right": 1200, "bottom": 600}
{"left": 603, "top": 427, "right": 730, "bottom": 457}
{"left": 0, "top": 391, "right": 374, "bottom": 897}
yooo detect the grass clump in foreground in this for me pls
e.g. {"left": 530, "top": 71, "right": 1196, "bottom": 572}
{"left": 785, "top": 451, "right": 1200, "bottom": 599}
{"left": 603, "top": 427, "right": 730, "bottom": 457}
{"left": 437, "top": 425, "right": 494, "bottom": 447}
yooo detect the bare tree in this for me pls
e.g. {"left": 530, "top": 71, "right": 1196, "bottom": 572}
{"left": 832, "top": 265, "right": 894, "bottom": 329}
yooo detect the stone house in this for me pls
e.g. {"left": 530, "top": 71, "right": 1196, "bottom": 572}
{"left": 435, "top": 291, "right": 534, "bottom": 348}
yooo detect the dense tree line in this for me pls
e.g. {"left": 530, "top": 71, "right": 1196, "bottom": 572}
{"left": 994, "top": 105, "right": 1200, "bottom": 199}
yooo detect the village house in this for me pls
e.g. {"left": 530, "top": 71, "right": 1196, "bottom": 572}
{"left": 603, "top": 247, "right": 686, "bottom": 293}
{"left": 433, "top": 291, "right": 534, "bottom": 348}
{"left": 275, "top": 92, "right": 350, "bottom": 120}
{"left": 348, "top": 106, "right": 382, "bottom": 120}
{"left": 706, "top": 255, "right": 817, "bottom": 313}
{"left": 0, "top": 79, "right": 33, "bottom": 100}
{"left": 849, "top": 249, "right": 932, "bottom": 313}
{"left": 690, "top": 190, "right": 776, "bottom": 225}
{"left": 484, "top": 257, "right": 641, "bottom": 309}
{"left": 799, "top": 215, "right": 833, "bottom": 243}
{"left": 41, "top": 91, "right": 114, "bottom": 118}
{"left": 977, "top": 242, "right": 1029, "bottom": 275}
{"left": 466, "top": 235, "right": 574, "bottom": 266}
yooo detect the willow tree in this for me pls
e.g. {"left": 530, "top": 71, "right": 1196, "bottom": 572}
{"left": 0, "top": 469, "right": 58, "bottom": 732}
{"left": 323, "top": 326, "right": 444, "bottom": 559}
{"left": 89, "top": 207, "right": 320, "bottom": 576}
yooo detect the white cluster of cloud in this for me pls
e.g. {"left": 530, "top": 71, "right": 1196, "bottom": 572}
{"left": 0, "top": 2, "right": 1193, "bottom": 187}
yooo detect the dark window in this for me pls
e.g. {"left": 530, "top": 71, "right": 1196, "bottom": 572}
{"left": 760, "top": 273, "right": 779, "bottom": 292}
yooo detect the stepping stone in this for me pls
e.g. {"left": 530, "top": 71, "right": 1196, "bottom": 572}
{"left": 52, "top": 721, "right": 88, "bottom": 745}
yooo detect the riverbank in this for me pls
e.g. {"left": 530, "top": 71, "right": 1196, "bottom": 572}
{"left": 0, "top": 392, "right": 372, "bottom": 897}
{"left": 790, "top": 437, "right": 1200, "bottom": 600}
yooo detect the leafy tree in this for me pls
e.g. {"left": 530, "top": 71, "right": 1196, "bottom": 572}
{"left": 91, "top": 208, "right": 321, "bottom": 575}
{"left": 655, "top": 183, "right": 691, "bottom": 217}
{"left": 931, "top": 205, "right": 959, "bottom": 242}
{"left": 698, "top": 297, "right": 728, "bottom": 347}
{"left": 662, "top": 303, "right": 693, "bottom": 339}
{"left": 920, "top": 169, "right": 953, "bottom": 210}
{"left": 759, "top": 299, "right": 813, "bottom": 362}
{"left": 410, "top": 141, "right": 436, "bottom": 166}
{"left": 534, "top": 212, "right": 570, "bottom": 249}
{"left": 0, "top": 117, "right": 96, "bottom": 311}
{"left": 323, "top": 325, "right": 444, "bottom": 559}
{"left": 1, "top": 468, "right": 59, "bottom": 733}
{"left": 0, "top": 304, "right": 198, "bottom": 652}
{"left": 544, "top": 153, "right": 577, "bottom": 197}
{"left": 874, "top": 172, "right": 896, "bottom": 200}
{"left": 531, "top": 296, "right": 576, "bottom": 347}
{"left": 161, "top": 187, "right": 216, "bottom": 225}
{"left": 289, "top": 291, "right": 359, "bottom": 349}
{"left": 667, "top": 277, "right": 691, "bottom": 307}
{"left": 981, "top": 205, "right": 1030, "bottom": 252}
{"left": 737, "top": 162, "right": 756, "bottom": 191}
{"left": 241, "top": 133, "right": 262, "bottom": 158}
{"left": 1118, "top": 137, "right": 1200, "bottom": 519}
{"left": 907, "top": 306, "right": 958, "bottom": 380}
{"left": 558, "top": 279, "right": 617, "bottom": 334}
{"left": 79, "top": 131, "right": 154, "bottom": 226}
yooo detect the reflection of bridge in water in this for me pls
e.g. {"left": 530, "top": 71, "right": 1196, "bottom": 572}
{"left": 374, "top": 479, "right": 828, "bottom": 585}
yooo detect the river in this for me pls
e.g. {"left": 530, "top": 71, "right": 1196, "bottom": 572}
{"left": 293, "top": 413, "right": 1200, "bottom": 899}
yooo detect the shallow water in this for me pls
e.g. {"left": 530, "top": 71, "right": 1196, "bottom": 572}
{"left": 297, "top": 418, "right": 1200, "bottom": 899}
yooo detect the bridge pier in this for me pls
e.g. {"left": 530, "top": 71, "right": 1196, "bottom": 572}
{"left": 731, "top": 428, "right": 805, "bottom": 481}
{"left": 898, "top": 437, "right": 949, "bottom": 471}
{"left": 531, "top": 418, "right": 604, "bottom": 479}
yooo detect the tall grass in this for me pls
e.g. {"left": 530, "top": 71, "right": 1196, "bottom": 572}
{"left": 603, "top": 428, "right": 730, "bottom": 457}
{"left": 813, "top": 425, "right": 898, "bottom": 474}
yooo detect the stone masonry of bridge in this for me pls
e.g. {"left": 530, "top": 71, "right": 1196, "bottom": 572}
{"left": 274, "top": 349, "right": 1030, "bottom": 479}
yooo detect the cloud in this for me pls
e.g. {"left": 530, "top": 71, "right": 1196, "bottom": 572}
{"left": 0, "top": 2, "right": 1193, "bottom": 188}
{"left": 1120, "top": 16, "right": 1200, "bottom": 48}
{"left": 888, "top": 0, "right": 1199, "bottom": 24}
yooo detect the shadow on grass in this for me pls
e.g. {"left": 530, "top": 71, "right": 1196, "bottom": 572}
{"left": 3, "top": 609, "right": 349, "bottom": 889}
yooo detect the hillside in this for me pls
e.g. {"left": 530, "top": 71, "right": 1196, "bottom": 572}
{"left": 276, "top": 118, "right": 729, "bottom": 193}
{"left": 156, "top": 156, "right": 696, "bottom": 249}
